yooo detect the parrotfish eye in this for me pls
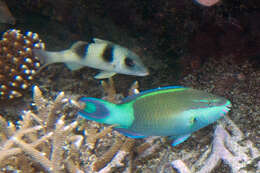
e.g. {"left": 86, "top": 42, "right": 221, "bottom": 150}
{"left": 125, "top": 57, "right": 135, "bottom": 67}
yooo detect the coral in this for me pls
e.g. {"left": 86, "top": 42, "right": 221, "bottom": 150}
{"left": 0, "top": 29, "right": 45, "bottom": 100}
{"left": 0, "top": 85, "right": 83, "bottom": 172}
{"left": 171, "top": 117, "right": 260, "bottom": 173}
{"left": 0, "top": 80, "right": 139, "bottom": 172}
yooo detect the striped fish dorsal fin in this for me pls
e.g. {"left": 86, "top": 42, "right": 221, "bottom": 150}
{"left": 122, "top": 86, "right": 187, "bottom": 103}
{"left": 93, "top": 38, "right": 115, "bottom": 45}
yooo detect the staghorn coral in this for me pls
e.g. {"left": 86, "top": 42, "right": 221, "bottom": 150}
{"left": 171, "top": 116, "right": 260, "bottom": 173}
{"left": 0, "top": 85, "right": 84, "bottom": 172}
{"left": 0, "top": 29, "right": 45, "bottom": 100}
{"left": 0, "top": 80, "right": 141, "bottom": 173}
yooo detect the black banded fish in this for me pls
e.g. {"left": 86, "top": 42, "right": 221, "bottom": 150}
{"left": 32, "top": 38, "right": 149, "bottom": 79}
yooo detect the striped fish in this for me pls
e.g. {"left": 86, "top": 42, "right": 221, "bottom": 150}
{"left": 33, "top": 38, "right": 149, "bottom": 79}
{"left": 78, "top": 86, "right": 232, "bottom": 146}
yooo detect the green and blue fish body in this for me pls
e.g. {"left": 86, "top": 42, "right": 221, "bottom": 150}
{"left": 78, "top": 86, "right": 231, "bottom": 146}
{"left": 32, "top": 38, "right": 149, "bottom": 79}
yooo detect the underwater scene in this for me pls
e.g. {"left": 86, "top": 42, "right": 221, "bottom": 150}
{"left": 0, "top": 0, "right": 259, "bottom": 172}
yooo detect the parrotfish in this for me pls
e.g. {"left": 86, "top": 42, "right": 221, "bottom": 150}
{"left": 32, "top": 38, "right": 149, "bottom": 79}
{"left": 78, "top": 86, "right": 231, "bottom": 146}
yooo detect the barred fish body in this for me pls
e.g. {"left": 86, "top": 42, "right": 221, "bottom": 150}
{"left": 32, "top": 38, "right": 149, "bottom": 79}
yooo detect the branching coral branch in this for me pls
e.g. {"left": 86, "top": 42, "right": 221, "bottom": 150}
{"left": 171, "top": 116, "right": 260, "bottom": 173}
{"left": 12, "top": 137, "right": 53, "bottom": 172}
{"left": 0, "top": 86, "right": 83, "bottom": 172}
{"left": 98, "top": 138, "right": 135, "bottom": 173}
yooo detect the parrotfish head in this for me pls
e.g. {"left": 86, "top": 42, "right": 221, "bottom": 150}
{"left": 178, "top": 93, "right": 232, "bottom": 134}
{"left": 112, "top": 45, "right": 149, "bottom": 76}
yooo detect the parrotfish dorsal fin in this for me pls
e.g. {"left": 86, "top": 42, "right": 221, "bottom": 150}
{"left": 122, "top": 86, "right": 186, "bottom": 103}
{"left": 93, "top": 38, "right": 115, "bottom": 45}
{"left": 78, "top": 97, "right": 111, "bottom": 121}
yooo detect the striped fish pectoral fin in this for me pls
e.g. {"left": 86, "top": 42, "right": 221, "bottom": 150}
{"left": 115, "top": 128, "right": 147, "bottom": 138}
{"left": 65, "top": 62, "right": 84, "bottom": 71}
{"left": 169, "top": 134, "right": 191, "bottom": 147}
{"left": 95, "top": 71, "right": 116, "bottom": 79}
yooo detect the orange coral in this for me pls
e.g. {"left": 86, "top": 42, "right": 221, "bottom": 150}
{"left": 0, "top": 29, "right": 45, "bottom": 100}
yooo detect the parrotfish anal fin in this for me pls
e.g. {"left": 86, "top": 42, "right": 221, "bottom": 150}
{"left": 115, "top": 128, "right": 146, "bottom": 138}
{"left": 170, "top": 134, "right": 191, "bottom": 147}
{"left": 95, "top": 71, "right": 116, "bottom": 79}
{"left": 65, "top": 62, "right": 84, "bottom": 71}
{"left": 93, "top": 38, "right": 114, "bottom": 45}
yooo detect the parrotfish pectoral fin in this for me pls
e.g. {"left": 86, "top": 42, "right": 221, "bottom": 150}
{"left": 115, "top": 128, "right": 146, "bottom": 138}
{"left": 65, "top": 62, "right": 84, "bottom": 71}
{"left": 94, "top": 71, "right": 116, "bottom": 79}
{"left": 170, "top": 134, "right": 191, "bottom": 147}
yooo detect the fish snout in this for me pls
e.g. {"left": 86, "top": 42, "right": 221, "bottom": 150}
{"left": 137, "top": 67, "right": 149, "bottom": 76}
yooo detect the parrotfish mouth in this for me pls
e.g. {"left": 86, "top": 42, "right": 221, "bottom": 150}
{"left": 220, "top": 100, "right": 232, "bottom": 116}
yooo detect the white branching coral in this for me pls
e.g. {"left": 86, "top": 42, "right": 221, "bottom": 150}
{"left": 171, "top": 116, "right": 260, "bottom": 173}
{"left": 0, "top": 86, "right": 83, "bottom": 173}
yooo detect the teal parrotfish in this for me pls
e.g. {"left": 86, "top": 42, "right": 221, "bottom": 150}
{"left": 78, "top": 86, "right": 231, "bottom": 146}
{"left": 32, "top": 38, "right": 149, "bottom": 79}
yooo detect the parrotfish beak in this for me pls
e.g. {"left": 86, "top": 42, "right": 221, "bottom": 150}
{"left": 221, "top": 100, "right": 232, "bottom": 116}
{"left": 195, "top": 98, "right": 232, "bottom": 128}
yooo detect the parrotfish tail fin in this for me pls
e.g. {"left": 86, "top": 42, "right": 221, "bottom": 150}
{"left": 78, "top": 97, "right": 112, "bottom": 121}
{"left": 115, "top": 128, "right": 147, "bottom": 138}
{"left": 169, "top": 134, "right": 191, "bottom": 147}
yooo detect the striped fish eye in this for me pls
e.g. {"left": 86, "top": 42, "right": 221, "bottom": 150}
{"left": 125, "top": 57, "right": 135, "bottom": 67}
